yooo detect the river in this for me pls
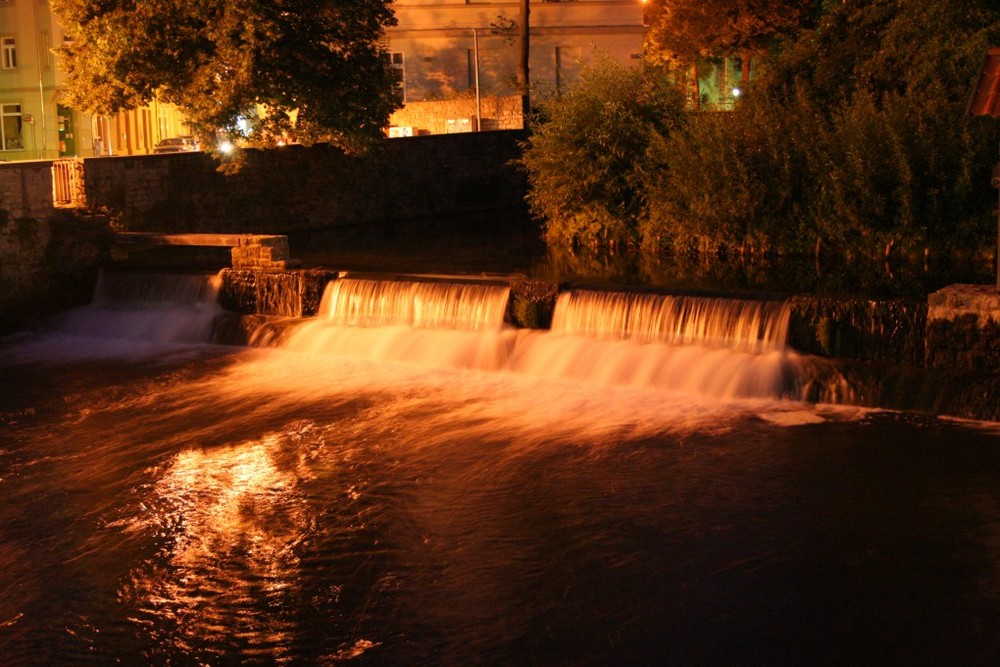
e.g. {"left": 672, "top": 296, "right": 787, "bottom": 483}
{"left": 1, "top": 271, "right": 999, "bottom": 665}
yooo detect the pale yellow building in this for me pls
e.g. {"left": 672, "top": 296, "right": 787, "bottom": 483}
{"left": 387, "top": 0, "right": 646, "bottom": 135}
{"left": 0, "top": 0, "right": 188, "bottom": 160}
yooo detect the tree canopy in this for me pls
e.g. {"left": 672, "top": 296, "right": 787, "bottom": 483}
{"left": 645, "top": 0, "right": 1000, "bottom": 259}
{"left": 645, "top": 0, "right": 816, "bottom": 87}
{"left": 645, "top": 0, "right": 816, "bottom": 63}
{"left": 51, "top": 0, "right": 401, "bottom": 151}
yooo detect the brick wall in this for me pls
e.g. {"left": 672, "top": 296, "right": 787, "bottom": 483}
{"left": 81, "top": 130, "right": 530, "bottom": 234}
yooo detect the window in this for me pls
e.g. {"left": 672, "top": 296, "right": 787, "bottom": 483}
{"left": 1, "top": 104, "right": 23, "bottom": 151}
{"left": 1, "top": 37, "right": 15, "bottom": 69}
{"left": 386, "top": 52, "right": 405, "bottom": 103}
{"left": 57, "top": 33, "right": 74, "bottom": 72}
{"left": 40, "top": 32, "right": 50, "bottom": 69}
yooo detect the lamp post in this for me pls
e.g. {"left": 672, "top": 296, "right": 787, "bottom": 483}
{"left": 518, "top": 0, "right": 530, "bottom": 122}
{"left": 473, "top": 29, "right": 481, "bottom": 132}
{"left": 32, "top": 0, "right": 47, "bottom": 159}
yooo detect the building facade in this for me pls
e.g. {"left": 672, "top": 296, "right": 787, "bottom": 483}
{"left": 386, "top": 0, "right": 646, "bottom": 135}
{"left": 1, "top": 0, "right": 646, "bottom": 160}
{"left": 0, "top": 0, "right": 188, "bottom": 161}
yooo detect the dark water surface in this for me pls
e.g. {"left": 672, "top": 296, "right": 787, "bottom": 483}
{"left": 286, "top": 211, "right": 995, "bottom": 298}
{"left": 2, "top": 333, "right": 1000, "bottom": 665}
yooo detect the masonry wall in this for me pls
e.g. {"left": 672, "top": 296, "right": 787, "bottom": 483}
{"left": 0, "top": 212, "right": 112, "bottom": 334}
{"left": 0, "top": 161, "right": 56, "bottom": 221}
{"left": 82, "top": 130, "right": 530, "bottom": 234}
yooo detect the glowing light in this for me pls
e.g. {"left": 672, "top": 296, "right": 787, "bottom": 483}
{"left": 732, "top": 88, "right": 742, "bottom": 98}
{"left": 218, "top": 140, "right": 234, "bottom": 154}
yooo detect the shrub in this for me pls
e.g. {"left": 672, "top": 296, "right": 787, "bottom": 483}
{"left": 518, "top": 58, "right": 687, "bottom": 249}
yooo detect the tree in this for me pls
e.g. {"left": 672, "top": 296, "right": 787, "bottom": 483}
{"left": 645, "top": 0, "right": 816, "bottom": 100}
{"left": 645, "top": 0, "right": 1000, "bottom": 260}
{"left": 50, "top": 0, "right": 401, "bottom": 152}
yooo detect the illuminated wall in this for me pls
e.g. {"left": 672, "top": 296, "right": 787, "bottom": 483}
{"left": 387, "top": 0, "right": 645, "bottom": 134}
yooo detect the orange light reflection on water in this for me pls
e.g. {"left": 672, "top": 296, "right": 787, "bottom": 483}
{"left": 114, "top": 431, "right": 378, "bottom": 661}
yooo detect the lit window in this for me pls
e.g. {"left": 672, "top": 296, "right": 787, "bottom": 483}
{"left": 1, "top": 103, "right": 23, "bottom": 151}
{"left": 386, "top": 52, "right": 405, "bottom": 103}
{"left": 1, "top": 36, "right": 16, "bottom": 69}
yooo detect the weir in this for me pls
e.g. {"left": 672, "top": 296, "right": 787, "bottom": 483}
{"left": 28, "top": 271, "right": 844, "bottom": 401}
{"left": 318, "top": 278, "right": 512, "bottom": 331}
{"left": 551, "top": 289, "right": 791, "bottom": 353}
{"left": 43, "top": 271, "right": 224, "bottom": 345}
{"left": 35, "top": 270, "right": 1000, "bottom": 417}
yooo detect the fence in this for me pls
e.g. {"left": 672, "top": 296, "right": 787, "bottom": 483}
{"left": 52, "top": 158, "right": 85, "bottom": 208}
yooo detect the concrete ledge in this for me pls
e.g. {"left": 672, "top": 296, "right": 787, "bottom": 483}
{"left": 114, "top": 233, "right": 297, "bottom": 270}
{"left": 115, "top": 232, "right": 287, "bottom": 248}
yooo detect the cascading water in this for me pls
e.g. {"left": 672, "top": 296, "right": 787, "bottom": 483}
{"left": 507, "top": 289, "right": 807, "bottom": 400}
{"left": 12, "top": 271, "right": 847, "bottom": 401}
{"left": 550, "top": 289, "right": 791, "bottom": 352}
{"left": 318, "top": 278, "right": 512, "bottom": 330}
{"left": 23, "top": 270, "right": 225, "bottom": 358}
{"left": 271, "top": 278, "right": 516, "bottom": 371}
{"left": 271, "top": 279, "right": 843, "bottom": 402}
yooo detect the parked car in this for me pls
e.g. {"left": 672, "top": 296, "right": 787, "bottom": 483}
{"left": 153, "top": 136, "right": 200, "bottom": 154}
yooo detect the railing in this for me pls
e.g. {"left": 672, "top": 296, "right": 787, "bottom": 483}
{"left": 52, "top": 158, "right": 85, "bottom": 208}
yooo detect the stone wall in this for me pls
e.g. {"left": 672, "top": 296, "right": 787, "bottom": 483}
{"left": 82, "top": 131, "right": 530, "bottom": 234}
{"left": 0, "top": 212, "right": 112, "bottom": 334}
{"left": 925, "top": 284, "right": 1000, "bottom": 372}
{"left": 0, "top": 161, "right": 55, "bottom": 221}
{"left": 787, "top": 295, "right": 928, "bottom": 366}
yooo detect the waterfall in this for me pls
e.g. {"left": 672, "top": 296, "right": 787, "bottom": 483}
{"left": 29, "top": 272, "right": 850, "bottom": 403}
{"left": 521, "top": 288, "right": 849, "bottom": 402}
{"left": 318, "top": 278, "right": 511, "bottom": 331}
{"left": 550, "top": 289, "right": 791, "bottom": 353}
{"left": 92, "top": 271, "right": 223, "bottom": 308}
{"left": 274, "top": 278, "right": 514, "bottom": 370}
{"left": 277, "top": 280, "right": 823, "bottom": 401}
{"left": 47, "top": 270, "right": 224, "bottom": 345}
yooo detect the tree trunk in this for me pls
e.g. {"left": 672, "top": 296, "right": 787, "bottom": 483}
{"left": 691, "top": 62, "right": 701, "bottom": 111}
{"left": 740, "top": 51, "right": 752, "bottom": 89}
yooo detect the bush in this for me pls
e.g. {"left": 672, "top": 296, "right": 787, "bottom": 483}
{"left": 518, "top": 58, "right": 687, "bottom": 249}
{"left": 642, "top": 89, "right": 821, "bottom": 256}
